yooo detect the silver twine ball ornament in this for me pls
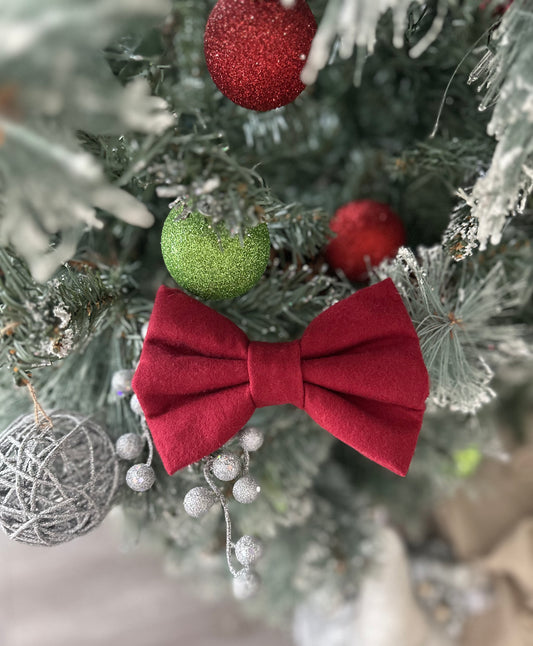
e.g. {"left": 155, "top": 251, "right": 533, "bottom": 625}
{"left": 0, "top": 411, "right": 119, "bottom": 546}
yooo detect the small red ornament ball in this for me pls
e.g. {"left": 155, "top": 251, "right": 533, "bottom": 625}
{"left": 325, "top": 200, "right": 406, "bottom": 281}
{"left": 204, "top": 0, "right": 317, "bottom": 112}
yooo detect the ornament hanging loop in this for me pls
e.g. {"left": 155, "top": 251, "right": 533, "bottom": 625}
{"left": 26, "top": 381, "right": 53, "bottom": 429}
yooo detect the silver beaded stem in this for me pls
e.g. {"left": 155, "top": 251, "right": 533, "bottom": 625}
{"left": 203, "top": 458, "right": 238, "bottom": 577}
{"left": 183, "top": 428, "right": 265, "bottom": 594}
{"left": 241, "top": 447, "right": 250, "bottom": 475}
{"left": 140, "top": 418, "right": 154, "bottom": 467}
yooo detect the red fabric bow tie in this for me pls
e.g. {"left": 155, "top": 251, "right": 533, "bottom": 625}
{"left": 133, "top": 279, "right": 429, "bottom": 477}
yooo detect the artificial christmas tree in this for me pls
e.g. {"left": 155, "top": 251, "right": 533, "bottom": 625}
{"left": 1, "top": 0, "right": 533, "bottom": 642}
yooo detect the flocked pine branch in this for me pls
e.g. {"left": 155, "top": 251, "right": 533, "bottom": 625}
{"left": 390, "top": 137, "right": 493, "bottom": 192}
{"left": 0, "top": 0, "right": 174, "bottom": 281}
{"left": 128, "top": 127, "right": 333, "bottom": 259}
{"left": 464, "top": 0, "right": 533, "bottom": 248}
{"left": 300, "top": 0, "right": 450, "bottom": 86}
{"left": 252, "top": 462, "right": 375, "bottom": 617}
{"left": 442, "top": 201, "right": 480, "bottom": 260}
{"left": 1, "top": 0, "right": 172, "bottom": 131}
{"left": 0, "top": 248, "right": 124, "bottom": 378}
{"left": 0, "top": 253, "right": 151, "bottom": 426}
{"left": 216, "top": 261, "right": 353, "bottom": 341}
{"left": 0, "top": 121, "right": 162, "bottom": 282}
{"left": 372, "top": 244, "right": 532, "bottom": 413}
{"left": 0, "top": 242, "right": 156, "bottom": 429}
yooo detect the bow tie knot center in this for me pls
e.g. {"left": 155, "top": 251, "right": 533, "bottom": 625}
{"left": 247, "top": 340, "right": 304, "bottom": 409}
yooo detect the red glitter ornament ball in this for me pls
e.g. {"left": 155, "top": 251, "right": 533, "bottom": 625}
{"left": 326, "top": 200, "right": 406, "bottom": 281}
{"left": 204, "top": 0, "right": 317, "bottom": 112}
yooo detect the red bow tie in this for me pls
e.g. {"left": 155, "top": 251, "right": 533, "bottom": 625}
{"left": 133, "top": 279, "right": 429, "bottom": 477}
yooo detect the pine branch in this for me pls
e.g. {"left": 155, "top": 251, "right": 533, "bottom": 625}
{"left": 0, "top": 0, "right": 174, "bottom": 280}
{"left": 372, "top": 244, "right": 533, "bottom": 413}
{"left": 128, "top": 125, "right": 333, "bottom": 260}
{"left": 442, "top": 201, "right": 480, "bottom": 261}
{"left": 0, "top": 248, "right": 129, "bottom": 378}
{"left": 216, "top": 261, "right": 353, "bottom": 340}
{"left": 301, "top": 0, "right": 452, "bottom": 87}
{"left": 391, "top": 137, "right": 494, "bottom": 190}
{"left": 464, "top": 0, "right": 533, "bottom": 247}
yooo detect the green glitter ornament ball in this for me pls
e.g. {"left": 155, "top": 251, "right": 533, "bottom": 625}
{"left": 161, "top": 209, "right": 271, "bottom": 300}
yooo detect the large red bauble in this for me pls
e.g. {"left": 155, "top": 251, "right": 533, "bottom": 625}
{"left": 326, "top": 200, "right": 406, "bottom": 281}
{"left": 204, "top": 0, "right": 317, "bottom": 112}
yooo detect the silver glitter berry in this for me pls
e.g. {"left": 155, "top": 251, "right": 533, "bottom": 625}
{"left": 111, "top": 369, "right": 135, "bottom": 398}
{"left": 232, "top": 568, "right": 261, "bottom": 600}
{"left": 233, "top": 475, "right": 260, "bottom": 504}
{"left": 211, "top": 452, "right": 241, "bottom": 481}
{"left": 235, "top": 535, "right": 263, "bottom": 566}
{"left": 183, "top": 486, "right": 217, "bottom": 518}
{"left": 126, "top": 463, "right": 155, "bottom": 492}
{"left": 115, "top": 433, "right": 145, "bottom": 461}
{"left": 238, "top": 427, "right": 264, "bottom": 452}
{"left": 129, "top": 394, "right": 144, "bottom": 417}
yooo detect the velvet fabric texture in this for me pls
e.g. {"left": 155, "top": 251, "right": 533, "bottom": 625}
{"left": 133, "top": 278, "right": 429, "bottom": 476}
